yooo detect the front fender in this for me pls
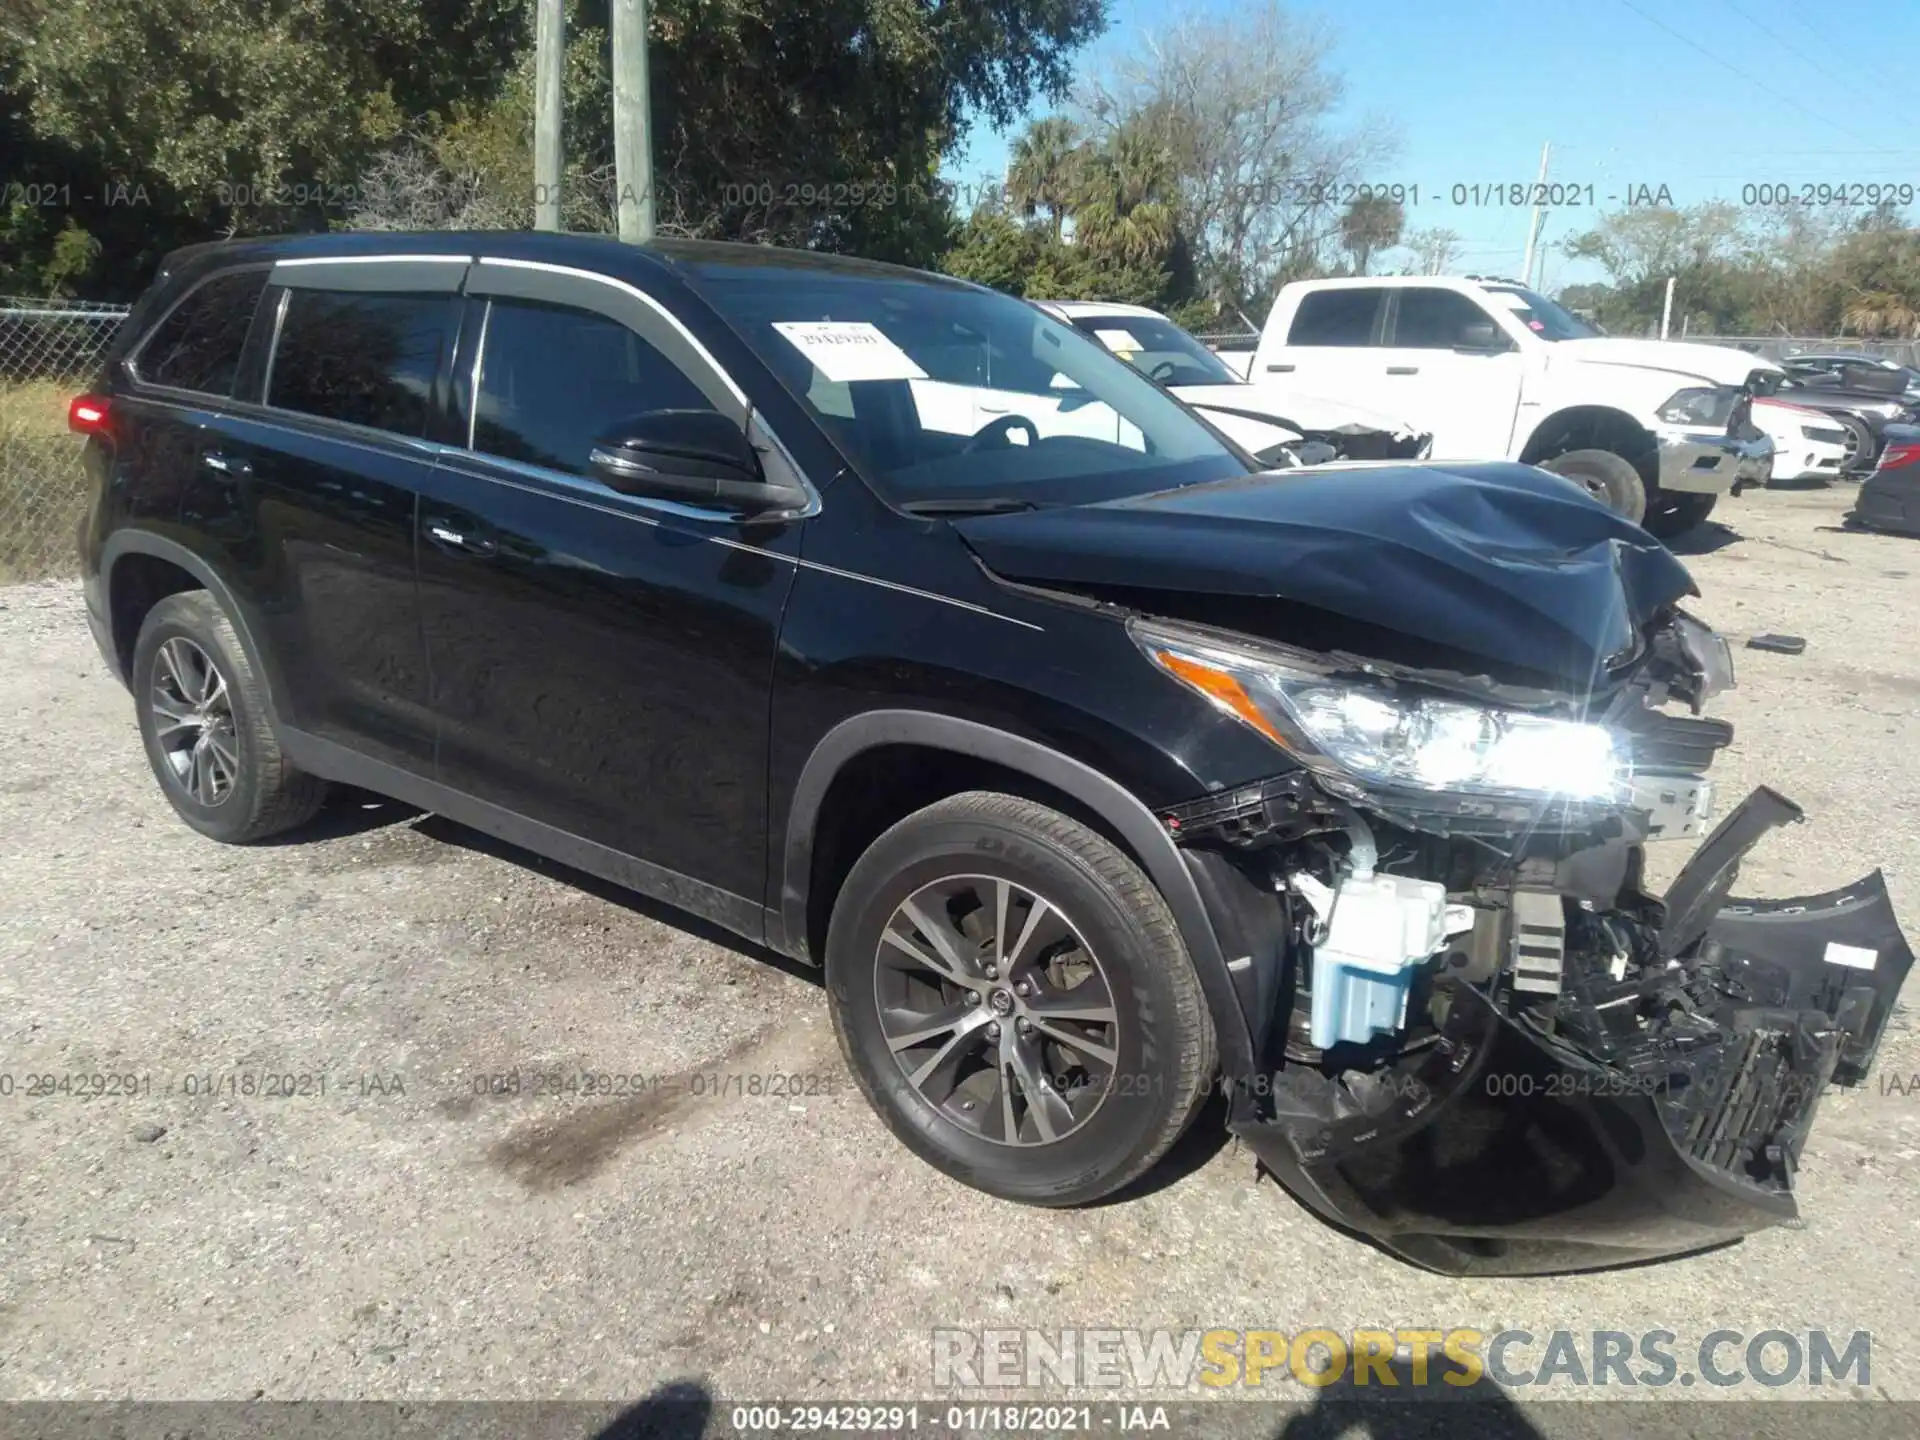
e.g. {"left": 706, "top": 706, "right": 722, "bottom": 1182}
{"left": 777, "top": 709, "right": 1260, "bottom": 1081}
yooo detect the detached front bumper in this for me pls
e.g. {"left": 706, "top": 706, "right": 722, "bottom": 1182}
{"left": 1656, "top": 427, "right": 1773, "bottom": 496}
{"left": 1224, "top": 789, "right": 1914, "bottom": 1276}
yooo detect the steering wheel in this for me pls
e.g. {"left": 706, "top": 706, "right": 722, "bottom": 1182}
{"left": 1149, "top": 359, "right": 1179, "bottom": 382}
{"left": 962, "top": 414, "right": 1041, "bottom": 453}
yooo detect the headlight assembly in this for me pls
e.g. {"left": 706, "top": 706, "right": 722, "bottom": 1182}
{"left": 1657, "top": 386, "right": 1738, "bottom": 427}
{"left": 1131, "top": 618, "right": 1627, "bottom": 802}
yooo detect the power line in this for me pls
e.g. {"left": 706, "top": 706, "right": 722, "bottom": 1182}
{"left": 1611, "top": 0, "right": 1895, "bottom": 153}
{"left": 1773, "top": 0, "right": 1833, "bottom": 54}
{"left": 1717, "top": 0, "right": 1853, "bottom": 92}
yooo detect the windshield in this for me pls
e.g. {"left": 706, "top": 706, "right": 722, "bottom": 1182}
{"left": 1067, "top": 313, "right": 1242, "bottom": 388}
{"left": 1481, "top": 285, "right": 1602, "bottom": 342}
{"left": 688, "top": 268, "right": 1248, "bottom": 509}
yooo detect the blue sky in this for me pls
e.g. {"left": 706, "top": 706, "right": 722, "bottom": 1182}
{"left": 943, "top": 0, "right": 1920, "bottom": 293}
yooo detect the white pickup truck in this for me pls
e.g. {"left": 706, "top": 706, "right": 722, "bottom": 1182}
{"left": 1247, "top": 276, "right": 1777, "bottom": 536}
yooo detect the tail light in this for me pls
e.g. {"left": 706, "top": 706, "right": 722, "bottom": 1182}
{"left": 1876, "top": 440, "right": 1920, "bottom": 472}
{"left": 68, "top": 393, "right": 112, "bottom": 436}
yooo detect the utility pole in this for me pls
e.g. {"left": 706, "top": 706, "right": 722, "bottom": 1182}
{"left": 1519, "top": 140, "right": 1551, "bottom": 286}
{"left": 1661, "top": 276, "right": 1677, "bottom": 340}
{"left": 611, "top": 0, "right": 655, "bottom": 242}
{"left": 532, "top": 0, "right": 564, "bottom": 231}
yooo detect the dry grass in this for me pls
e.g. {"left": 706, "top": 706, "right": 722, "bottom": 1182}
{"left": 0, "top": 378, "right": 92, "bottom": 584}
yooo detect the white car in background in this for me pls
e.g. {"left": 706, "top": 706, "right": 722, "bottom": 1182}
{"left": 1031, "top": 300, "right": 1431, "bottom": 465}
{"left": 1752, "top": 397, "right": 1852, "bottom": 483}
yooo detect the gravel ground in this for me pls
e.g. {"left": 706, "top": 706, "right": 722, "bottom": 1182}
{"left": 1, "top": 483, "right": 1916, "bottom": 1422}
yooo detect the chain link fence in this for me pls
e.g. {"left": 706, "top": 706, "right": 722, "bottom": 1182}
{"left": 1689, "top": 336, "right": 1920, "bottom": 367}
{"left": 0, "top": 298, "right": 130, "bottom": 583}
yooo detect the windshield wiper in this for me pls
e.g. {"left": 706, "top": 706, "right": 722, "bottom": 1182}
{"left": 898, "top": 497, "right": 1040, "bottom": 516}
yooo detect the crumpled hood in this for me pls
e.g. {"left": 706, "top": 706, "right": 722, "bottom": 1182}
{"left": 1170, "top": 384, "right": 1422, "bottom": 442}
{"left": 955, "top": 461, "right": 1698, "bottom": 682}
{"left": 1551, "top": 337, "right": 1782, "bottom": 388}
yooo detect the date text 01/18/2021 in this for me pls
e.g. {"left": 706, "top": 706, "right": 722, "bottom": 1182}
{"left": 724, "top": 1404, "right": 1173, "bottom": 1434}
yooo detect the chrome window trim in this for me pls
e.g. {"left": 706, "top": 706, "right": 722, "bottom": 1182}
{"left": 465, "top": 297, "right": 492, "bottom": 453}
{"left": 258, "top": 285, "right": 291, "bottom": 406}
{"left": 461, "top": 272, "right": 821, "bottom": 521}
{"left": 274, "top": 253, "right": 473, "bottom": 267}
{"left": 472, "top": 256, "right": 749, "bottom": 408}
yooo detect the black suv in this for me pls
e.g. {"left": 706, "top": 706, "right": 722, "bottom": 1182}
{"left": 77, "top": 232, "right": 1910, "bottom": 1275}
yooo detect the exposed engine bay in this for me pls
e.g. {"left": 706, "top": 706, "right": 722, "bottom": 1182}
{"left": 1152, "top": 607, "right": 1913, "bottom": 1275}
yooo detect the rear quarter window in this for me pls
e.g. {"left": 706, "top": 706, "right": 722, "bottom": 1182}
{"left": 133, "top": 269, "right": 269, "bottom": 396}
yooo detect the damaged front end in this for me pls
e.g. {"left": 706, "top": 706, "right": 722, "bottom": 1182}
{"left": 1139, "top": 611, "right": 1913, "bottom": 1276}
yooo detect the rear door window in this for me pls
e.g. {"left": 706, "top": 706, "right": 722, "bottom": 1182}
{"left": 468, "top": 297, "right": 716, "bottom": 475}
{"left": 135, "top": 269, "right": 269, "bottom": 396}
{"left": 1286, "top": 289, "right": 1384, "bottom": 346}
{"left": 267, "top": 289, "right": 457, "bottom": 437}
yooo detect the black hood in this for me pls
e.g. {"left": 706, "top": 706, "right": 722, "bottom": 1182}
{"left": 954, "top": 461, "right": 1698, "bottom": 683}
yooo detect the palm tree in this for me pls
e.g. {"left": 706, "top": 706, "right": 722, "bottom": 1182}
{"left": 1068, "top": 126, "right": 1176, "bottom": 268}
{"left": 1006, "top": 116, "right": 1082, "bottom": 239}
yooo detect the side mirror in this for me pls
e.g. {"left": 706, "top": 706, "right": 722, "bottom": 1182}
{"left": 588, "top": 410, "right": 808, "bottom": 519}
{"left": 1456, "top": 320, "right": 1510, "bottom": 353}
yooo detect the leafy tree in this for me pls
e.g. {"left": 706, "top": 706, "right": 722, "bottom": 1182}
{"left": 1076, "top": 0, "right": 1397, "bottom": 311}
{"left": 1557, "top": 200, "right": 1920, "bottom": 338}
{"left": 1338, "top": 194, "right": 1402, "bottom": 275}
{"left": 1006, "top": 116, "right": 1082, "bottom": 238}
{"left": 3, "top": 0, "right": 1108, "bottom": 294}
{"left": 941, "top": 204, "right": 1049, "bottom": 295}
{"left": 1396, "top": 225, "right": 1461, "bottom": 276}
{"left": 1562, "top": 202, "right": 1747, "bottom": 289}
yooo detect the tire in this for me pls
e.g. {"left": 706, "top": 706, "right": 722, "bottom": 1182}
{"left": 1834, "top": 414, "right": 1876, "bottom": 476}
{"left": 132, "top": 590, "right": 327, "bottom": 843}
{"left": 1538, "top": 448, "right": 1648, "bottom": 524}
{"left": 825, "top": 791, "right": 1216, "bottom": 1206}
{"left": 1641, "top": 492, "right": 1717, "bottom": 539}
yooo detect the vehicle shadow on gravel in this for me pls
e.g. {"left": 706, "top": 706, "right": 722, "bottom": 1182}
{"left": 259, "top": 785, "right": 423, "bottom": 844}
{"left": 409, "top": 812, "right": 820, "bottom": 985}
{"left": 591, "top": 1379, "right": 714, "bottom": 1438}
{"left": 1663, "top": 519, "right": 1742, "bottom": 556}
{"left": 1274, "top": 1357, "right": 1544, "bottom": 1439}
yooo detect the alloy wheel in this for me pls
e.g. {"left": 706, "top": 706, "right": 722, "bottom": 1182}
{"left": 873, "top": 874, "right": 1120, "bottom": 1146}
{"left": 149, "top": 636, "right": 239, "bottom": 807}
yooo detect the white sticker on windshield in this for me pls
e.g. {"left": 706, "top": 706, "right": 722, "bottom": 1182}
{"left": 1094, "top": 327, "right": 1143, "bottom": 353}
{"left": 772, "top": 321, "right": 928, "bottom": 383}
{"left": 1487, "top": 291, "right": 1532, "bottom": 310}
{"left": 1823, "top": 942, "right": 1878, "bottom": 971}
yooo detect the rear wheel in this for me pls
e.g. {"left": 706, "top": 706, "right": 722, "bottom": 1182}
{"left": 132, "top": 591, "right": 327, "bottom": 842}
{"left": 1642, "top": 492, "right": 1717, "bottom": 538}
{"left": 825, "top": 791, "right": 1215, "bottom": 1205}
{"left": 1539, "top": 448, "right": 1648, "bottom": 524}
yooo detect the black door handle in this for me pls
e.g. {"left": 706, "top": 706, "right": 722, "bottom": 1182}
{"left": 1265, "top": 363, "right": 1296, "bottom": 373}
{"left": 1386, "top": 366, "right": 1420, "bottom": 376}
{"left": 424, "top": 520, "right": 499, "bottom": 558}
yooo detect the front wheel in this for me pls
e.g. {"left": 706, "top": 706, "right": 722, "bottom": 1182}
{"left": 1642, "top": 491, "right": 1717, "bottom": 538}
{"left": 825, "top": 791, "right": 1216, "bottom": 1205}
{"left": 1538, "top": 448, "right": 1648, "bottom": 524}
